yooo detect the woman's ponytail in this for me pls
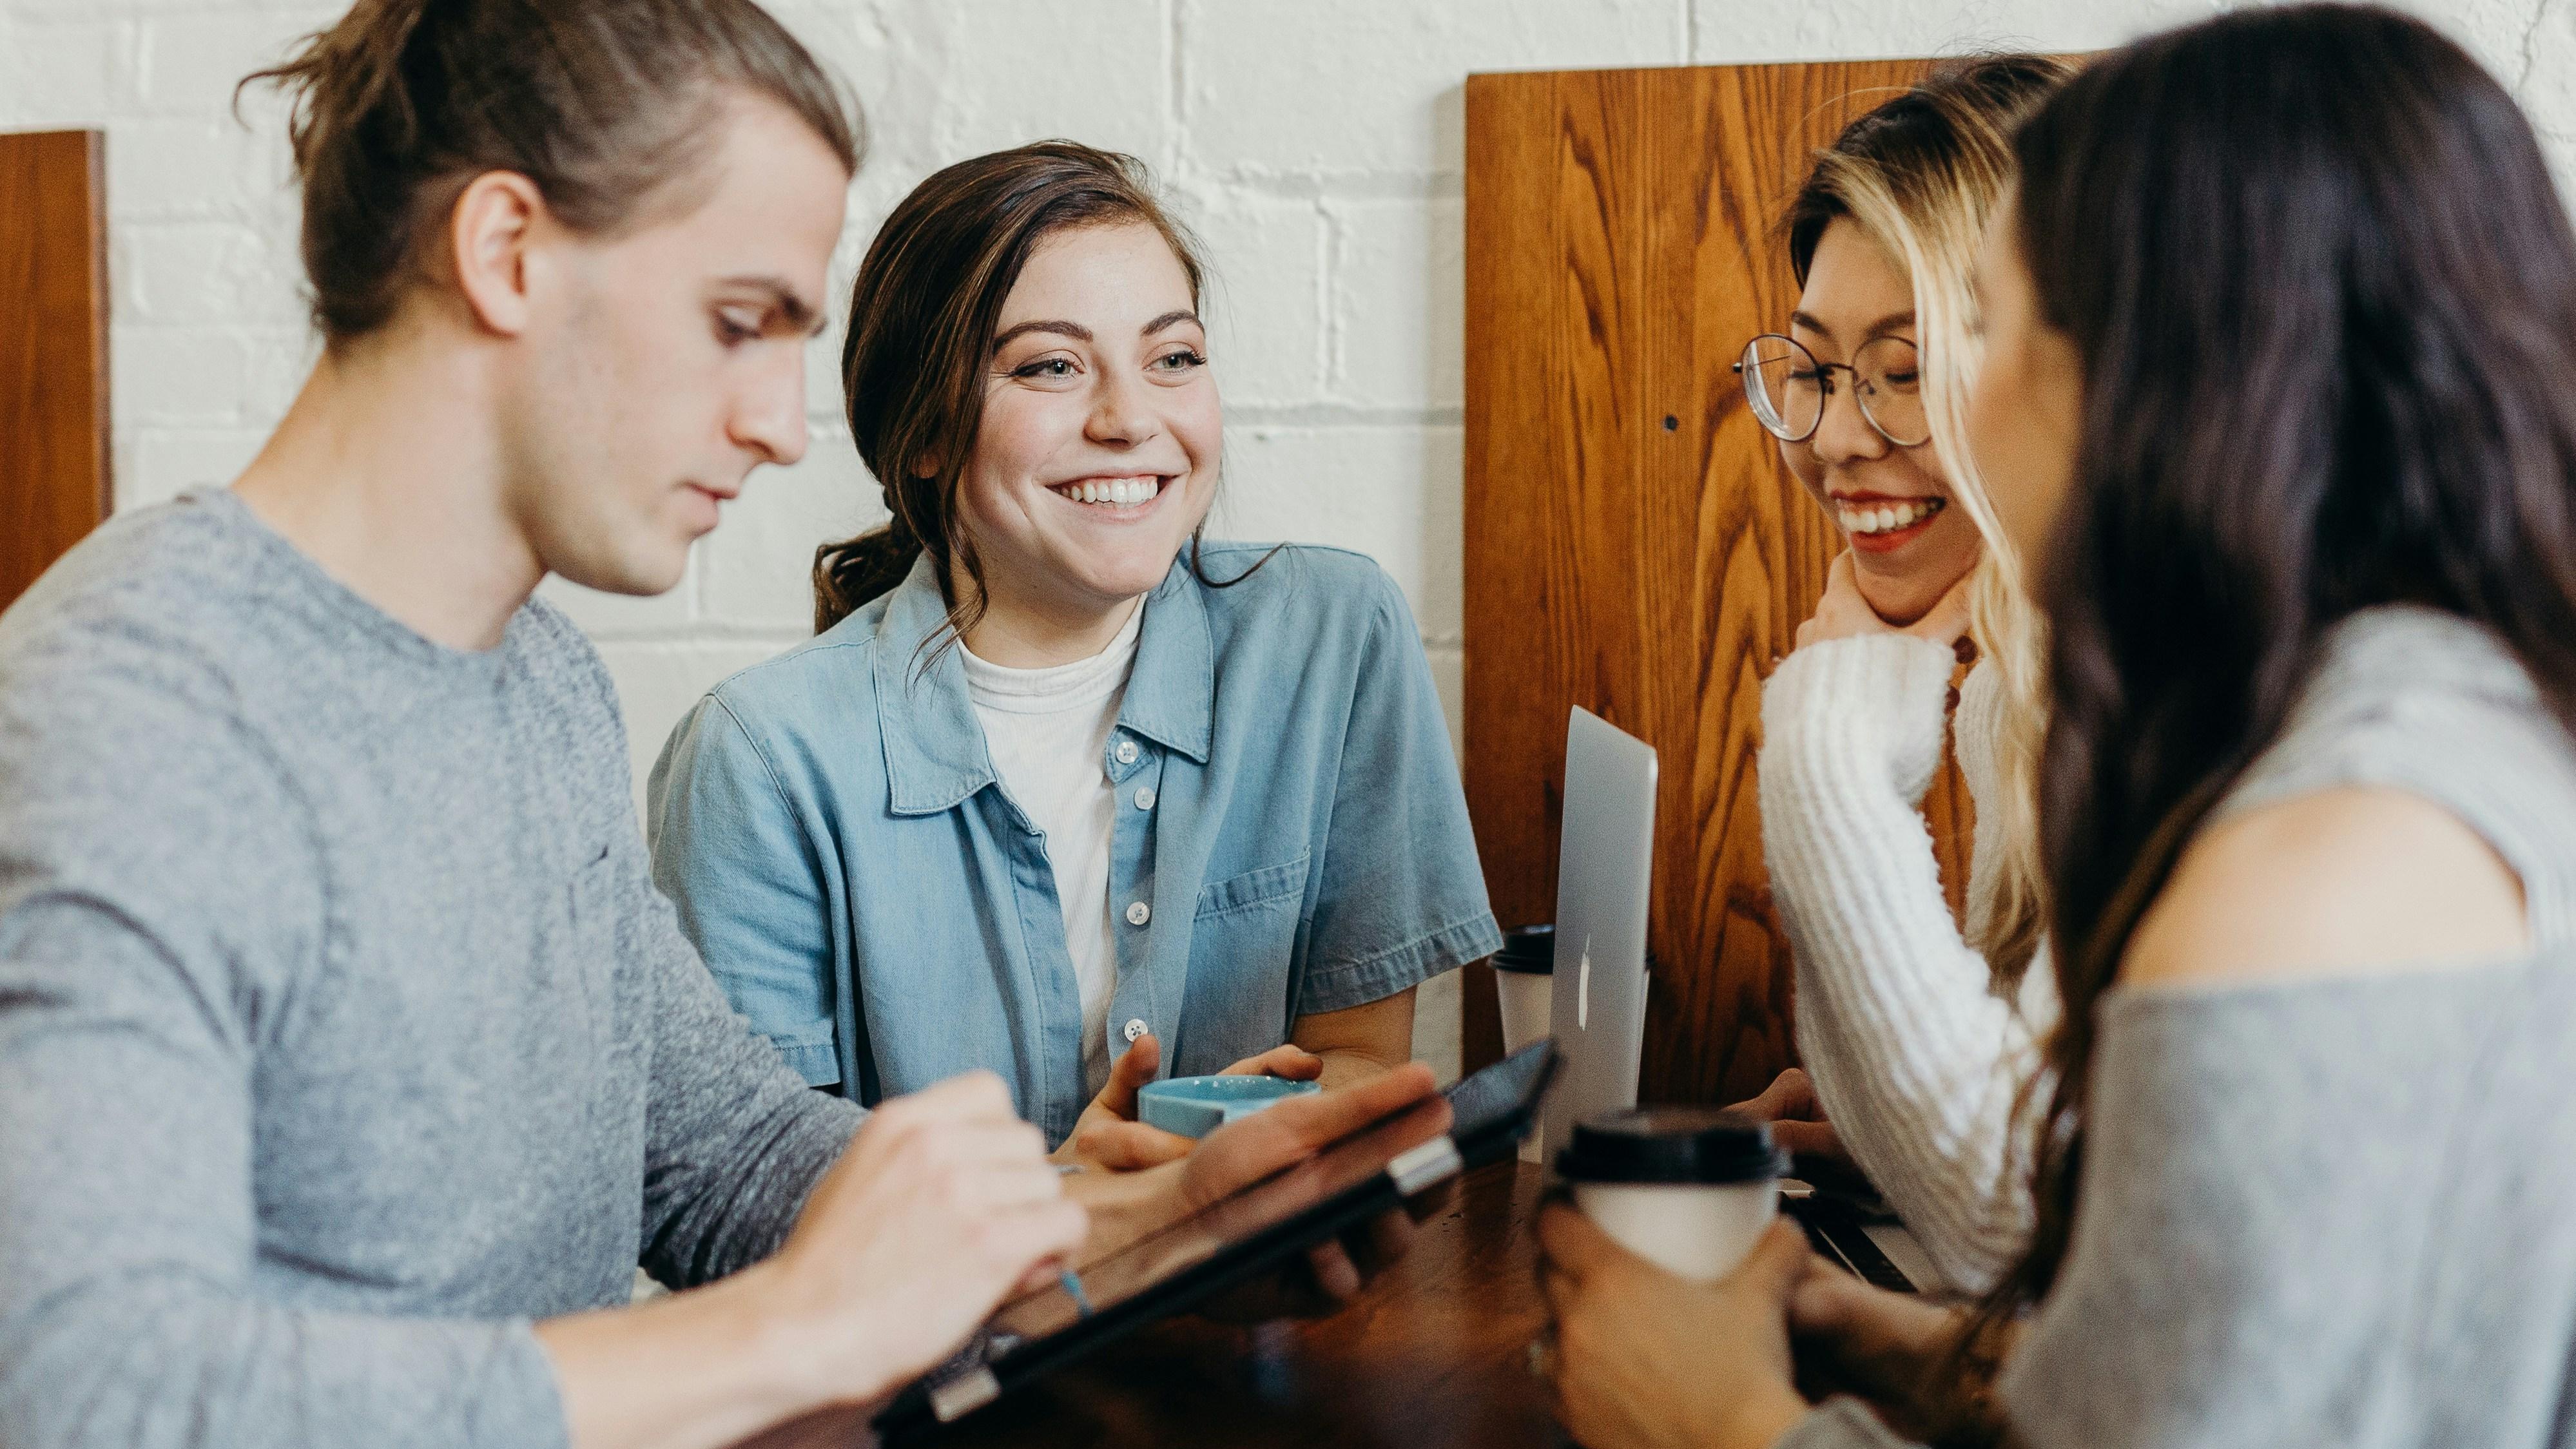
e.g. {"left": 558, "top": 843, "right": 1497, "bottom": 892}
{"left": 811, "top": 519, "right": 922, "bottom": 634}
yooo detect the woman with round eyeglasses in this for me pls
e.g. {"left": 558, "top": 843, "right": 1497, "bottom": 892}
{"left": 1738, "top": 331, "right": 1940, "bottom": 556}
{"left": 1704, "top": 55, "right": 2073, "bottom": 1298}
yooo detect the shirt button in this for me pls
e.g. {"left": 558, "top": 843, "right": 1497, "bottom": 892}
{"left": 1132, "top": 785, "right": 1156, "bottom": 811}
{"left": 1115, "top": 740, "right": 1139, "bottom": 765}
{"left": 1126, "top": 901, "right": 1152, "bottom": 926}
{"left": 1123, "top": 1018, "right": 1148, "bottom": 1043}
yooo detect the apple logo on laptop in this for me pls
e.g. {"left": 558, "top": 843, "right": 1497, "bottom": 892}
{"left": 1577, "top": 936, "right": 1592, "bottom": 1030}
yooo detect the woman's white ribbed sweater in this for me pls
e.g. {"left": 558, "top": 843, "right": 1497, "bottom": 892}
{"left": 1757, "top": 635, "right": 2057, "bottom": 1294}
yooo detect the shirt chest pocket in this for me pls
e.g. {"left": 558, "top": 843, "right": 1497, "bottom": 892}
{"left": 1189, "top": 852, "right": 1312, "bottom": 1001}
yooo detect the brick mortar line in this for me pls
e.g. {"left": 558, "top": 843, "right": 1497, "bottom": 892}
{"left": 1192, "top": 171, "right": 1466, "bottom": 201}
{"left": 1227, "top": 404, "right": 1464, "bottom": 427}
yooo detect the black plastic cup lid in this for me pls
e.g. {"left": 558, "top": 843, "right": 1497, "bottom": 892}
{"left": 1554, "top": 1107, "right": 1789, "bottom": 1185}
{"left": 1493, "top": 924, "right": 1555, "bottom": 974}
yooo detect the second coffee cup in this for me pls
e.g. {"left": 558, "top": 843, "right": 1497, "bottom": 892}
{"left": 1492, "top": 923, "right": 1555, "bottom": 1056}
{"left": 1491, "top": 925, "right": 1555, "bottom": 1162}
{"left": 1556, "top": 1106, "right": 1789, "bottom": 1281}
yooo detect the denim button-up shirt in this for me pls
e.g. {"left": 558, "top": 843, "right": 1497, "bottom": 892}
{"left": 646, "top": 544, "right": 1501, "bottom": 1145}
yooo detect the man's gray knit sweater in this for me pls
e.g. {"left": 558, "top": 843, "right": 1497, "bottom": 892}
{"left": 0, "top": 489, "right": 862, "bottom": 1448}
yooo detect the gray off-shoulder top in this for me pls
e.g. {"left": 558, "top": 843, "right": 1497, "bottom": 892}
{"left": 1780, "top": 606, "right": 2576, "bottom": 1449}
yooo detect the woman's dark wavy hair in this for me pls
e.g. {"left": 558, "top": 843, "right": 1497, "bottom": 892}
{"left": 1959, "top": 2, "right": 2576, "bottom": 1413}
{"left": 813, "top": 141, "right": 1263, "bottom": 644}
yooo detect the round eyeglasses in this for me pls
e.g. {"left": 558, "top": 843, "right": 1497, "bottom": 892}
{"left": 1731, "top": 332, "right": 1929, "bottom": 448}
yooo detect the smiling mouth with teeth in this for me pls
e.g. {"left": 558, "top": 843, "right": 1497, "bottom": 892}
{"left": 1051, "top": 476, "right": 1167, "bottom": 509}
{"left": 1835, "top": 495, "right": 1945, "bottom": 537}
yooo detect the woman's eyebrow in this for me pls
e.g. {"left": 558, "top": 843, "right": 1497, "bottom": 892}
{"left": 1141, "top": 309, "right": 1201, "bottom": 336}
{"left": 1789, "top": 308, "right": 1917, "bottom": 342}
{"left": 993, "top": 319, "right": 1093, "bottom": 347}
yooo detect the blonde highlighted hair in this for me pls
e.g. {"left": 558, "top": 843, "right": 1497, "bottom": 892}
{"left": 1785, "top": 55, "right": 2071, "bottom": 988}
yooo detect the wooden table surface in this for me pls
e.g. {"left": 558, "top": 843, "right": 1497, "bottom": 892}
{"left": 915, "top": 1159, "right": 1565, "bottom": 1448}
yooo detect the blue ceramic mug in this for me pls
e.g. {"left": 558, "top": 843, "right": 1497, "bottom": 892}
{"left": 1136, "top": 1074, "right": 1322, "bottom": 1138}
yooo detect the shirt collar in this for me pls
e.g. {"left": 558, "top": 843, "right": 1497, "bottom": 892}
{"left": 1118, "top": 558, "right": 1215, "bottom": 766}
{"left": 873, "top": 552, "right": 1215, "bottom": 817}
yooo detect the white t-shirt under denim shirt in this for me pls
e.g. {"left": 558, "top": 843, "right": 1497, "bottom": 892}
{"left": 960, "top": 603, "right": 1145, "bottom": 1096}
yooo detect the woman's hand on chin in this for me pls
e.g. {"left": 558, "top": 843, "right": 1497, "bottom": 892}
{"left": 1796, "top": 552, "right": 1975, "bottom": 656}
{"left": 1052, "top": 1036, "right": 1325, "bottom": 1173}
{"left": 1536, "top": 1205, "right": 1813, "bottom": 1449}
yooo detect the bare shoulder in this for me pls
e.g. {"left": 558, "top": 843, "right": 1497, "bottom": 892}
{"left": 2121, "top": 786, "right": 2529, "bottom": 989}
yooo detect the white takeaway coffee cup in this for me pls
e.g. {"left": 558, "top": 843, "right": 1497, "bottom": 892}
{"left": 1493, "top": 924, "right": 1555, "bottom": 1057}
{"left": 1491, "top": 925, "right": 1556, "bottom": 1162}
{"left": 1556, "top": 1107, "right": 1790, "bottom": 1283}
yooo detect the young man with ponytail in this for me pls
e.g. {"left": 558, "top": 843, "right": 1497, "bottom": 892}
{"left": 0, "top": 3, "right": 1436, "bottom": 1446}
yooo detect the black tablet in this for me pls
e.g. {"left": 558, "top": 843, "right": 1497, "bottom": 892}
{"left": 873, "top": 1039, "right": 1560, "bottom": 1439}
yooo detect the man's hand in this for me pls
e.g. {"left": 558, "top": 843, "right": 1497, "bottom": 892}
{"left": 1199, "top": 1062, "right": 1449, "bottom": 1315}
{"left": 1536, "top": 1207, "right": 1812, "bottom": 1449}
{"left": 1055, "top": 1035, "right": 1323, "bottom": 1173}
{"left": 1177, "top": 1060, "right": 1440, "bottom": 1214}
{"left": 757, "top": 1071, "right": 1087, "bottom": 1410}
{"left": 539, "top": 1072, "right": 1083, "bottom": 1449}
{"left": 1724, "top": 1066, "right": 1846, "bottom": 1163}
{"left": 1070, "top": 1061, "right": 1448, "bottom": 1319}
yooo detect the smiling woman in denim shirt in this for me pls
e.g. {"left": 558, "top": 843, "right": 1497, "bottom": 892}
{"left": 646, "top": 142, "right": 1500, "bottom": 1169}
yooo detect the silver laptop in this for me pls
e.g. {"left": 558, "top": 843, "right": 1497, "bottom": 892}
{"left": 1531, "top": 709, "right": 1944, "bottom": 1294}
{"left": 1536, "top": 707, "right": 1658, "bottom": 1164}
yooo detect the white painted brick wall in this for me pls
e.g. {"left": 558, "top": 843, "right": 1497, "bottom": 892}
{"left": 8, "top": 0, "right": 2569, "bottom": 1080}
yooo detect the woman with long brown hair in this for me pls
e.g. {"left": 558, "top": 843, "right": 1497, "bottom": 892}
{"left": 647, "top": 142, "right": 1499, "bottom": 1168}
{"left": 1536, "top": 8, "right": 2576, "bottom": 1446}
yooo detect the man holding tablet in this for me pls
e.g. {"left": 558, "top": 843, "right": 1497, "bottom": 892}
{"left": 0, "top": 3, "right": 1435, "bottom": 1446}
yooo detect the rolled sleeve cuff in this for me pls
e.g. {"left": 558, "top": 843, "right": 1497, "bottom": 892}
{"left": 1295, "top": 911, "right": 1504, "bottom": 1017}
{"left": 755, "top": 1024, "right": 840, "bottom": 1088}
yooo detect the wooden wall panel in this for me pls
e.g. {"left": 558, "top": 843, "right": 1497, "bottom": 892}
{"left": 1462, "top": 62, "right": 1973, "bottom": 1105}
{"left": 1, "top": 130, "right": 111, "bottom": 613}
